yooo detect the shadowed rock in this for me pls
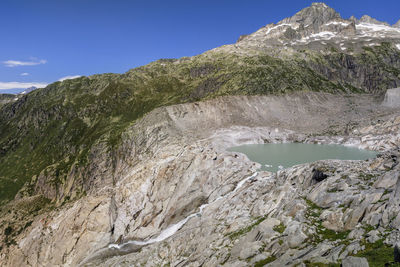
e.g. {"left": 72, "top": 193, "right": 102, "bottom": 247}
{"left": 312, "top": 168, "right": 328, "bottom": 182}
{"left": 395, "top": 242, "right": 400, "bottom": 263}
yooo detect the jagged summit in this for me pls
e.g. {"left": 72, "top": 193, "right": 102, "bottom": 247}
{"left": 359, "top": 15, "right": 389, "bottom": 26}
{"left": 279, "top": 2, "right": 341, "bottom": 30}
{"left": 224, "top": 2, "right": 400, "bottom": 55}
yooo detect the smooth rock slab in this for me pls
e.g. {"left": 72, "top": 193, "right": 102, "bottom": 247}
{"left": 342, "top": 256, "right": 369, "bottom": 267}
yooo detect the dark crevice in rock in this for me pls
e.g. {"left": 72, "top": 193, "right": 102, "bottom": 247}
{"left": 312, "top": 169, "right": 328, "bottom": 182}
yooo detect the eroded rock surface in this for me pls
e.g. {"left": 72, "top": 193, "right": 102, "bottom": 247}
{"left": 0, "top": 91, "right": 399, "bottom": 266}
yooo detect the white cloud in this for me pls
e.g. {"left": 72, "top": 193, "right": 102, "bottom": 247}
{"left": 0, "top": 82, "right": 48, "bottom": 90}
{"left": 58, "top": 75, "right": 82, "bottom": 81}
{"left": 3, "top": 59, "right": 47, "bottom": 67}
{"left": 20, "top": 72, "right": 30, "bottom": 76}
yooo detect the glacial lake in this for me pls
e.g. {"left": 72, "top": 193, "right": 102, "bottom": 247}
{"left": 228, "top": 143, "right": 377, "bottom": 172}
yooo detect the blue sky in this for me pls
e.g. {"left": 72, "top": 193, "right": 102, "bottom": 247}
{"left": 1, "top": 0, "right": 399, "bottom": 94}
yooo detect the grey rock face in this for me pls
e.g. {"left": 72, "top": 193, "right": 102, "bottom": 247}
{"left": 349, "top": 15, "right": 359, "bottom": 24}
{"left": 366, "top": 230, "right": 380, "bottom": 243}
{"left": 394, "top": 19, "right": 400, "bottom": 28}
{"left": 342, "top": 256, "right": 369, "bottom": 267}
{"left": 1, "top": 92, "right": 400, "bottom": 266}
{"left": 280, "top": 2, "right": 341, "bottom": 30}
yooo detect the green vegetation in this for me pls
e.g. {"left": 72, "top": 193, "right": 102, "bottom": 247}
{"left": 316, "top": 226, "right": 350, "bottom": 242}
{"left": 358, "top": 172, "right": 376, "bottom": 181}
{"left": 4, "top": 226, "right": 12, "bottom": 236}
{"left": 354, "top": 239, "right": 400, "bottom": 267}
{"left": 303, "top": 261, "right": 340, "bottom": 267}
{"left": 273, "top": 223, "right": 286, "bottom": 234}
{"left": 304, "top": 198, "right": 323, "bottom": 218}
{"left": 326, "top": 188, "right": 339, "bottom": 193}
{"left": 227, "top": 216, "right": 266, "bottom": 240}
{"left": 304, "top": 198, "right": 350, "bottom": 245}
{"left": 254, "top": 255, "right": 277, "bottom": 267}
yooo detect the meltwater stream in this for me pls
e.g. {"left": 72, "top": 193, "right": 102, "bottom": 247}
{"left": 228, "top": 143, "right": 377, "bottom": 172}
{"left": 81, "top": 144, "right": 376, "bottom": 264}
{"left": 106, "top": 172, "right": 258, "bottom": 251}
{"left": 80, "top": 173, "right": 260, "bottom": 265}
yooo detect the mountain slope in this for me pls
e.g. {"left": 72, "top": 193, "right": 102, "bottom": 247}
{"left": 0, "top": 3, "right": 400, "bottom": 266}
{"left": 1, "top": 37, "right": 400, "bottom": 205}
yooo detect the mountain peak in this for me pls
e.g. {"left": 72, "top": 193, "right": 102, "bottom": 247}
{"left": 311, "top": 2, "right": 329, "bottom": 8}
{"left": 359, "top": 15, "right": 389, "bottom": 26}
{"left": 229, "top": 2, "right": 400, "bottom": 56}
{"left": 279, "top": 2, "right": 341, "bottom": 29}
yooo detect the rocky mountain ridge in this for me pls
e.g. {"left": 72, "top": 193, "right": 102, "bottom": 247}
{"left": 225, "top": 2, "right": 400, "bottom": 54}
{"left": 0, "top": 2, "right": 400, "bottom": 266}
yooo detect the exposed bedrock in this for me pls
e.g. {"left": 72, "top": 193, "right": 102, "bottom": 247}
{"left": 1, "top": 92, "right": 400, "bottom": 266}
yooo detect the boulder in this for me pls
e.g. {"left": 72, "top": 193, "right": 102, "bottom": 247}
{"left": 342, "top": 256, "right": 369, "bottom": 267}
{"left": 395, "top": 242, "right": 400, "bottom": 263}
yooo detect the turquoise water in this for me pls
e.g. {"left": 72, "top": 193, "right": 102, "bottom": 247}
{"left": 228, "top": 143, "right": 377, "bottom": 172}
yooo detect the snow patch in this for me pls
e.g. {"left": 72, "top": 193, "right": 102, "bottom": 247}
{"left": 325, "top": 21, "right": 350, "bottom": 27}
{"left": 396, "top": 44, "right": 400, "bottom": 50}
{"left": 294, "top": 31, "right": 337, "bottom": 45}
{"left": 310, "top": 31, "right": 337, "bottom": 39}
{"left": 265, "top": 23, "right": 294, "bottom": 35}
{"left": 357, "top": 23, "right": 400, "bottom": 33}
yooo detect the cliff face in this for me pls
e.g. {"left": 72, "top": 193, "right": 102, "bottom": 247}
{"left": 1, "top": 3, "right": 400, "bottom": 266}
